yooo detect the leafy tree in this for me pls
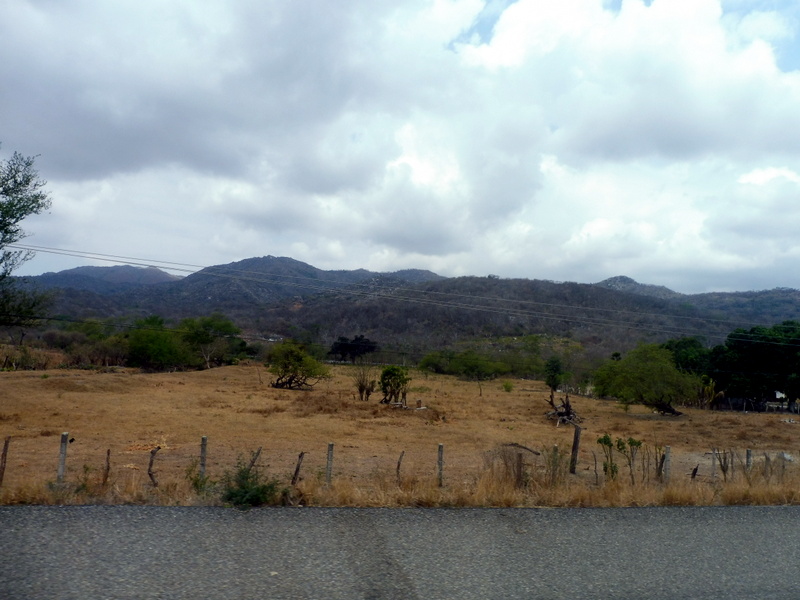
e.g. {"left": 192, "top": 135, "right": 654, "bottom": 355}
{"left": 127, "top": 316, "right": 192, "bottom": 371}
{"left": 544, "top": 356, "right": 566, "bottom": 393}
{"left": 710, "top": 321, "right": 800, "bottom": 408}
{"left": 268, "top": 340, "right": 330, "bottom": 390}
{"left": 180, "top": 313, "right": 242, "bottom": 369}
{"left": 328, "top": 335, "right": 378, "bottom": 363}
{"left": 454, "top": 350, "right": 510, "bottom": 381}
{"left": 379, "top": 365, "right": 411, "bottom": 406}
{"left": 593, "top": 344, "right": 699, "bottom": 415}
{"left": 418, "top": 350, "right": 456, "bottom": 374}
{"left": 660, "top": 336, "right": 711, "bottom": 374}
{"left": 0, "top": 146, "right": 52, "bottom": 328}
{"left": 419, "top": 349, "right": 509, "bottom": 380}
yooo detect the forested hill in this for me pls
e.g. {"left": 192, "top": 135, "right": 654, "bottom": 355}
{"left": 18, "top": 257, "right": 800, "bottom": 356}
{"left": 259, "top": 276, "right": 800, "bottom": 358}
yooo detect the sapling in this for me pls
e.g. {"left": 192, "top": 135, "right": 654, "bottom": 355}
{"left": 615, "top": 437, "right": 642, "bottom": 485}
{"left": 597, "top": 434, "right": 617, "bottom": 480}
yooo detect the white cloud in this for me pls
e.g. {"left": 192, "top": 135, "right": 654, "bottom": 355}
{"left": 4, "top": 0, "right": 800, "bottom": 293}
{"left": 739, "top": 167, "right": 800, "bottom": 185}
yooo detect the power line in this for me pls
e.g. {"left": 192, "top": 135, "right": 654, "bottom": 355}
{"left": 9, "top": 243, "right": 800, "bottom": 344}
{"left": 9, "top": 243, "right": 755, "bottom": 326}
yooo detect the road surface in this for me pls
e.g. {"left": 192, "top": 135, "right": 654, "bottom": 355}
{"left": 2, "top": 505, "right": 799, "bottom": 599}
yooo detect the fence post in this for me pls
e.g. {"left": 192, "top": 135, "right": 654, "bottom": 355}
{"left": 711, "top": 449, "right": 717, "bottom": 481}
{"left": 746, "top": 448, "right": 752, "bottom": 471}
{"left": 396, "top": 451, "right": 405, "bottom": 487}
{"left": 326, "top": 443, "right": 334, "bottom": 486}
{"left": 57, "top": 432, "right": 69, "bottom": 484}
{"left": 148, "top": 446, "right": 161, "bottom": 487}
{"left": 663, "top": 446, "right": 671, "bottom": 484}
{"left": 437, "top": 443, "right": 444, "bottom": 488}
{"left": 291, "top": 452, "right": 305, "bottom": 486}
{"left": 199, "top": 436, "right": 208, "bottom": 480}
{"left": 102, "top": 449, "right": 111, "bottom": 487}
{"left": 0, "top": 436, "right": 10, "bottom": 488}
{"left": 569, "top": 425, "right": 582, "bottom": 474}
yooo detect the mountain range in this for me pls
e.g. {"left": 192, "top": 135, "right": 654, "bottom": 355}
{"left": 18, "top": 257, "right": 800, "bottom": 357}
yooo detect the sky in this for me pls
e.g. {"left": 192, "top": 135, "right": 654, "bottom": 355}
{"left": 2, "top": 0, "right": 800, "bottom": 294}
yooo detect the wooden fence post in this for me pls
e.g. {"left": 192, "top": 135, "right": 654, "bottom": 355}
{"left": 711, "top": 449, "right": 717, "bottom": 481}
{"left": 746, "top": 448, "right": 752, "bottom": 471}
{"left": 663, "top": 446, "right": 671, "bottom": 484}
{"left": 437, "top": 443, "right": 444, "bottom": 488}
{"left": 0, "top": 436, "right": 10, "bottom": 488}
{"left": 148, "top": 446, "right": 161, "bottom": 487}
{"left": 515, "top": 452, "right": 524, "bottom": 489}
{"left": 396, "top": 451, "right": 405, "bottom": 487}
{"left": 199, "top": 436, "right": 208, "bottom": 480}
{"left": 569, "top": 425, "right": 582, "bottom": 474}
{"left": 102, "top": 449, "right": 111, "bottom": 487}
{"left": 291, "top": 452, "right": 305, "bottom": 486}
{"left": 326, "top": 443, "right": 334, "bottom": 486}
{"left": 246, "top": 447, "right": 262, "bottom": 474}
{"left": 57, "top": 432, "right": 69, "bottom": 484}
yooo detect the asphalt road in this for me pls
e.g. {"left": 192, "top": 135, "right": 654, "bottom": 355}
{"left": 2, "top": 505, "right": 800, "bottom": 599}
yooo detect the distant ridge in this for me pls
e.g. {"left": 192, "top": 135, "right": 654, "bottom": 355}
{"left": 593, "top": 275, "right": 684, "bottom": 300}
{"left": 21, "top": 265, "right": 181, "bottom": 295}
{"left": 16, "top": 257, "right": 800, "bottom": 358}
{"left": 60, "top": 265, "right": 181, "bottom": 285}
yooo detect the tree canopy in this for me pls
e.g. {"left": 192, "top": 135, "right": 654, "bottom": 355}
{"left": 419, "top": 349, "right": 510, "bottom": 380}
{"left": 328, "top": 335, "right": 379, "bottom": 363}
{"left": 268, "top": 340, "right": 331, "bottom": 390}
{"left": 0, "top": 146, "right": 53, "bottom": 327}
{"left": 379, "top": 365, "right": 411, "bottom": 405}
{"left": 544, "top": 356, "right": 566, "bottom": 393}
{"left": 712, "top": 321, "right": 800, "bottom": 405}
{"left": 180, "top": 312, "right": 242, "bottom": 369}
{"left": 127, "top": 316, "right": 193, "bottom": 371}
{"left": 593, "top": 344, "right": 699, "bottom": 415}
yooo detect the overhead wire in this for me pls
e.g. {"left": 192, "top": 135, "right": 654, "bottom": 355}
{"left": 10, "top": 243, "right": 765, "bottom": 326}
{"left": 8, "top": 243, "right": 800, "bottom": 346}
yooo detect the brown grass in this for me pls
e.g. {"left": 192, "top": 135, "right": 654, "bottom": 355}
{"left": 2, "top": 364, "right": 800, "bottom": 507}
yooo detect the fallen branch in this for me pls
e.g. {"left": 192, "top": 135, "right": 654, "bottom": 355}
{"left": 546, "top": 394, "right": 582, "bottom": 426}
{"left": 501, "top": 442, "right": 541, "bottom": 456}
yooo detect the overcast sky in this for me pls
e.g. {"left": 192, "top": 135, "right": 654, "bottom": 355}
{"left": 2, "top": 0, "right": 800, "bottom": 293}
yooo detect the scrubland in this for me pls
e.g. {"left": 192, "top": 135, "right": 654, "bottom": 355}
{"left": 2, "top": 364, "right": 800, "bottom": 507}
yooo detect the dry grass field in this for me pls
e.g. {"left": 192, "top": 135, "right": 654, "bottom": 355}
{"left": 2, "top": 363, "right": 800, "bottom": 507}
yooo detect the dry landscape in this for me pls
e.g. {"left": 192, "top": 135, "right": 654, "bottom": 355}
{"left": 2, "top": 363, "right": 800, "bottom": 507}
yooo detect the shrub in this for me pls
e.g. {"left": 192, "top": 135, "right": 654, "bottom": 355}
{"left": 379, "top": 365, "right": 411, "bottom": 405}
{"left": 185, "top": 459, "right": 214, "bottom": 495}
{"left": 220, "top": 453, "right": 282, "bottom": 507}
{"left": 268, "top": 340, "right": 331, "bottom": 390}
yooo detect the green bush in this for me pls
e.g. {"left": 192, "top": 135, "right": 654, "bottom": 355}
{"left": 220, "top": 453, "right": 282, "bottom": 507}
{"left": 268, "top": 340, "right": 331, "bottom": 389}
{"left": 379, "top": 365, "right": 411, "bottom": 404}
{"left": 185, "top": 459, "right": 215, "bottom": 495}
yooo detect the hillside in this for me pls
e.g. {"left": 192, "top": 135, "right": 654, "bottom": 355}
{"left": 18, "top": 258, "right": 800, "bottom": 357}
{"left": 21, "top": 265, "right": 180, "bottom": 295}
